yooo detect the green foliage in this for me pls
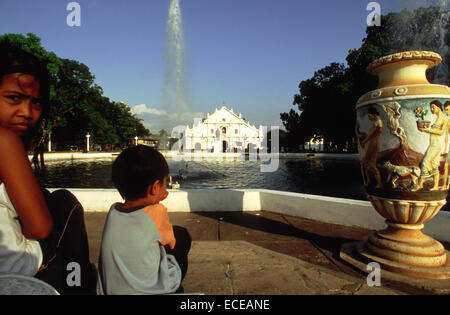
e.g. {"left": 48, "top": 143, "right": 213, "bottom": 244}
{"left": 0, "top": 33, "right": 151, "bottom": 150}
{"left": 281, "top": 6, "right": 450, "bottom": 152}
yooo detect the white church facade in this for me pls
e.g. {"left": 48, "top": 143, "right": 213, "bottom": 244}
{"left": 182, "top": 106, "right": 264, "bottom": 153}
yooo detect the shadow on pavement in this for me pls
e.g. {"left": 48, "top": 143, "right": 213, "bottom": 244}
{"left": 194, "top": 211, "right": 364, "bottom": 266}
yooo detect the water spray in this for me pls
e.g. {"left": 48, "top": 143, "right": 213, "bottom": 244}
{"left": 394, "top": 0, "right": 449, "bottom": 85}
{"left": 164, "top": 0, "right": 189, "bottom": 127}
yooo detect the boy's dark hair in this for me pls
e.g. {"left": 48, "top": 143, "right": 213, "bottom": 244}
{"left": 112, "top": 145, "right": 169, "bottom": 200}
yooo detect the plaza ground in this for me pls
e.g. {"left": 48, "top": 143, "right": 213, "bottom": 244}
{"left": 85, "top": 210, "right": 449, "bottom": 295}
{"left": 37, "top": 153, "right": 450, "bottom": 295}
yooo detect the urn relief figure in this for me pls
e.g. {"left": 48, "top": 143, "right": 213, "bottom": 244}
{"left": 346, "top": 51, "right": 450, "bottom": 280}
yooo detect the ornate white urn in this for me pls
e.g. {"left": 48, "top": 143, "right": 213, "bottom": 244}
{"left": 345, "top": 51, "right": 450, "bottom": 280}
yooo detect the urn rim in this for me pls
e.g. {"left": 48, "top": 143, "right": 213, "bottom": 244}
{"left": 366, "top": 51, "right": 442, "bottom": 75}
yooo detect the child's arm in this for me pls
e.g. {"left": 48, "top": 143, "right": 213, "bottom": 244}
{"left": 143, "top": 204, "right": 176, "bottom": 249}
{"left": 0, "top": 128, "right": 53, "bottom": 239}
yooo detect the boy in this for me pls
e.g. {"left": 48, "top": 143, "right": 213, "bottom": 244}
{"left": 97, "top": 145, "right": 191, "bottom": 294}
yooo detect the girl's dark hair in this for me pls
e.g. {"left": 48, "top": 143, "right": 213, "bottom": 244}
{"left": 112, "top": 145, "right": 169, "bottom": 200}
{"left": 0, "top": 39, "right": 51, "bottom": 172}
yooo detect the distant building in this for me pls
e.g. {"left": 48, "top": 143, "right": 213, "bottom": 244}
{"left": 305, "top": 136, "right": 324, "bottom": 151}
{"left": 182, "top": 106, "right": 264, "bottom": 153}
{"left": 137, "top": 137, "right": 159, "bottom": 148}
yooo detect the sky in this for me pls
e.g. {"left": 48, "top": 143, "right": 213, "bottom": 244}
{"left": 0, "top": 0, "right": 446, "bottom": 134}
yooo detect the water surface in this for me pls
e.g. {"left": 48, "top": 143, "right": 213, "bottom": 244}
{"left": 35, "top": 157, "right": 368, "bottom": 201}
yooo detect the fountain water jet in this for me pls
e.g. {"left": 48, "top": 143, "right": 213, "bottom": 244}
{"left": 394, "top": 1, "right": 450, "bottom": 85}
{"left": 164, "top": 0, "right": 189, "bottom": 130}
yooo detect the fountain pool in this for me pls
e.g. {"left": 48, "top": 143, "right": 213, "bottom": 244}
{"left": 35, "top": 156, "right": 367, "bottom": 201}
{"left": 35, "top": 155, "right": 450, "bottom": 211}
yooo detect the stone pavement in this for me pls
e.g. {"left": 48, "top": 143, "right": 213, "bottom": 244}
{"left": 84, "top": 210, "right": 449, "bottom": 295}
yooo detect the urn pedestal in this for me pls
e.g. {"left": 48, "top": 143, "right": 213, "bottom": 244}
{"left": 340, "top": 51, "right": 450, "bottom": 283}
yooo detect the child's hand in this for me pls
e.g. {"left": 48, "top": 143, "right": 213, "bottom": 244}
{"left": 143, "top": 204, "right": 175, "bottom": 249}
{"left": 168, "top": 237, "right": 176, "bottom": 250}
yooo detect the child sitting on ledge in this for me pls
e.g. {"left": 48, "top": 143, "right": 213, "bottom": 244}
{"left": 97, "top": 145, "right": 191, "bottom": 294}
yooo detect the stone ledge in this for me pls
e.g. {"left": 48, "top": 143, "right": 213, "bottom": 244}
{"left": 53, "top": 188, "right": 450, "bottom": 243}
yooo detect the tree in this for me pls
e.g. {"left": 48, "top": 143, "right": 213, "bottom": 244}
{"left": 285, "top": 62, "right": 353, "bottom": 151}
{"left": 0, "top": 33, "right": 151, "bottom": 150}
{"left": 281, "top": 6, "right": 450, "bottom": 153}
{"left": 279, "top": 109, "right": 302, "bottom": 150}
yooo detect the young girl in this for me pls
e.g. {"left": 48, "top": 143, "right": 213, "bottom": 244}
{"left": 0, "top": 41, "right": 96, "bottom": 294}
